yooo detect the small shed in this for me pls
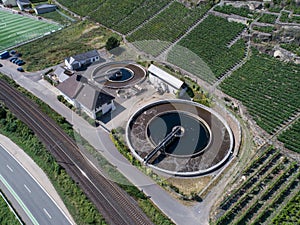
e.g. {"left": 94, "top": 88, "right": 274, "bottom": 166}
{"left": 148, "top": 64, "right": 185, "bottom": 96}
{"left": 34, "top": 4, "right": 57, "bottom": 15}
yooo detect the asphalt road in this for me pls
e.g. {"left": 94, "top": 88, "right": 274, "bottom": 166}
{"left": 0, "top": 145, "right": 73, "bottom": 225}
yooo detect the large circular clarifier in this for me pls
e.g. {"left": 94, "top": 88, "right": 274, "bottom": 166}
{"left": 126, "top": 99, "right": 234, "bottom": 176}
{"left": 147, "top": 111, "right": 211, "bottom": 157}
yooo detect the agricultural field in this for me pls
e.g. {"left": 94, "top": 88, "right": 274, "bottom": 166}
{"left": 252, "top": 25, "right": 275, "bottom": 33}
{"left": 168, "top": 15, "right": 246, "bottom": 81}
{"left": 213, "top": 5, "right": 258, "bottom": 18}
{"left": 89, "top": 0, "right": 144, "bottom": 28}
{"left": 257, "top": 13, "right": 278, "bottom": 24}
{"left": 16, "top": 21, "right": 118, "bottom": 71}
{"left": 278, "top": 119, "right": 300, "bottom": 153}
{"left": 281, "top": 43, "right": 300, "bottom": 56}
{"left": 220, "top": 49, "right": 300, "bottom": 135}
{"left": 270, "top": 190, "right": 300, "bottom": 225}
{"left": 280, "top": 11, "right": 300, "bottom": 24}
{"left": 0, "top": 10, "right": 62, "bottom": 52}
{"left": 90, "top": 0, "right": 172, "bottom": 34}
{"left": 214, "top": 146, "right": 300, "bottom": 225}
{"left": 127, "top": 2, "right": 210, "bottom": 56}
{"left": 266, "top": 0, "right": 300, "bottom": 14}
{"left": 56, "top": 0, "right": 105, "bottom": 16}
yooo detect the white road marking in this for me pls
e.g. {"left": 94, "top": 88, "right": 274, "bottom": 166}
{"left": 6, "top": 164, "right": 13, "bottom": 172}
{"left": 24, "top": 184, "right": 31, "bottom": 193}
{"left": 43, "top": 208, "right": 52, "bottom": 219}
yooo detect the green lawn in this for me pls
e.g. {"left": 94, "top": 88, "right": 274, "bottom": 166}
{"left": 0, "top": 10, "right": 62, "bottom": 51}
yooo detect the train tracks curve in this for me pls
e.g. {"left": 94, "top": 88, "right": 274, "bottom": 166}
{"left": 0, "top": 79, "right": 153, "bottom": 225}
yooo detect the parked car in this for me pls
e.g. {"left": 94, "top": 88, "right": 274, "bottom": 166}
{"left": 17, "top": 67, "right": 24, "bottom": 72}
{"left": 17, "top": 61, "right": 25, "bottom": 66}
{"left": 12, "top": 58, "right": 19, "bottom": 63}
{"left": 10, "top": 57, "right": 17, "bottom": 62}
{"left": 14, "top": 59, "right": 22, "bottom": 64}
{"left": 15, "top": 53, "right": 22, "bottom": 57}
{"left": 10, "top": 50, "right": 16, "bottom": 55}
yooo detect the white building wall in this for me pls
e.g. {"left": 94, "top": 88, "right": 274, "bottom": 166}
{"left": 80, "top": 104, "right": 96, "bottom": 119}
{"left": 149, "top": 73, "right": 178, "bottom": 94}
{"left": 60, "top": 92, "right": 75, "bottom": 106}
{"left": 3, "top": 0, "right": 17, "bottom": 6}
{"left": 64, "top": 59, "right": 72, "bottom": 70}
{"left": 101, "top": 101, "right": 115, "bottom": 114}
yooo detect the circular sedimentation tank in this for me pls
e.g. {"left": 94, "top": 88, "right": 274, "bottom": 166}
{"left": 106, "top": 68, "right": 134, "bottom": 82}
{"left": 92, "top": 62, "right": 146, "bottom": 89}
{"left": 126, "top": 99, "right": 234, "bottom": 176}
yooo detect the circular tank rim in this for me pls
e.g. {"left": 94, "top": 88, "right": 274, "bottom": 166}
{"left": 91, "top": 61, "right": 146, "bottom": 89}
{"left": 125, "top": 99, "right": 234, "bottom": 177}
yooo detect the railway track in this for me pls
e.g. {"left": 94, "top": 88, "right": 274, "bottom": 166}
{"left": 0, "top": 79, "right": 153, "bottom": 225}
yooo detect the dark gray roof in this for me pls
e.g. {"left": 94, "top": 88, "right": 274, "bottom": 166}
{"left": 57, "top": 75, "right": 114, "bottom": 110}
{"left": 56, "top": 75, "right": 83, "bottom": 99}
{"left": 72, "top": 50, "right": 99, "bottom": 61}
{"left": 76, "top": 85, "right": 114, "bottom": 111}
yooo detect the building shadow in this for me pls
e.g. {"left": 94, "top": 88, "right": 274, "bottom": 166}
{"left": 98, "top": 102, "right": 126, "bottom": 124}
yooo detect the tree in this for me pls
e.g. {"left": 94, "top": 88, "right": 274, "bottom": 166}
{"left": 105, "top": 36, "right": 120, "bottom": 51}
{"left": 0, "top": 107, "right": 6, "bottom": 119}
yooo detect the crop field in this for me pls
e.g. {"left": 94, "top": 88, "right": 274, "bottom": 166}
{"left": 56, "top": 0, "right": 106, "bottom": 16}
{"left": 0, "top": 10, "right": 62, "bottom": 52}
{"left": 57, "top": 0, "right": 172, "bottom": 34}
{"left": 111, "top": 0, "right": 172, "bottom": 34}
{"left": 278, "top": 119, "right": 300, "bottom": 153}
{"left": 220, "top": 50, "right": 300, "bottom": 135}
{"left": 214, "top": 146, "right": 300, "bottom": 225}
{"left": 257, "top": 13, "right": 278, "bottom": 24}
{"left": 214, "top": 5, "right": 258, "bottom": 18}
{"left": 127, "top": 2, "right": 210, "bottom": 56}
{"left": 90, "top": 0, "right": 172, "bottom": 34}
{"left": 167, "top": 15, "right": 246, "bottom": 81}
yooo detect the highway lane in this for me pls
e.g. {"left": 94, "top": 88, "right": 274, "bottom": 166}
{"left": 0, "top": 145, "right": 73, "bottom": 225}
